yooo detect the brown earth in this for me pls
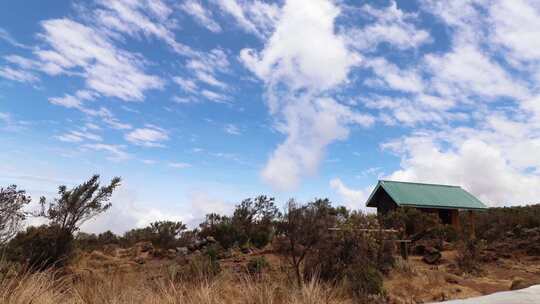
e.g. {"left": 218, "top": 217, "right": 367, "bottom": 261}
{"left": 67, "top": 242, "right": 540, "bottom": 304}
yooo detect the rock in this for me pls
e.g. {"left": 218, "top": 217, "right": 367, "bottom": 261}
{"left": 206, "top": 236, "right": 217, "bottom": 243}
{"left": 176, "top": 247, "right": 189, "bottom": 256}
{"left": 444, "top": 273, "right": 461, "bottom": 284}
{"left": 412, "top": 244, "right": 427, "bottom": 255}
{"left": 422, "top": 247, "right": 441, "bottom": 264}
{"left": 138, "top": 242, "right": 154, "bottom": 253}
{"left": 510, "top": 277, "right": 531, "bottom": 290}
{"left": 134, "top": 257, "right": 145, "bottom": 264}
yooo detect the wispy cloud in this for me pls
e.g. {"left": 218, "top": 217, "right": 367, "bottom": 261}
{"left": 224, "top": 123, "right": 241, "bottom": 135}
{"left": 168, "top": 162, "right": 192, "bottom": 169}
{"left": 180, "top": 0, "right": 222, "bottom": 33}
{"left": 125, "top": 125, "right": 169, "bottom": 147}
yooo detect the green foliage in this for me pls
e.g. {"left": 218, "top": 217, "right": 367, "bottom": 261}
{"left": 149, "top": 221, "right": 187, "bottom": 249}
{"left": 6, "top": 225, "right": 74, "bottom": 270}
{"left": 37, "top": 174, "right": 121, "bottom": 234}
{"left": 381, "top": 207, "right": 441, "bottom": 236}
{"left": 75, "top": 232, "right": 98, "bottom": 251}
{"left": 456, "top": 234, "right": 486, "bottom": 274}
{"left": 199, "top": 196, "right": 280, "bottom": 249}
{"left": 344, "top": 264, "right": 384, "bottom": 299}
{"left": 247, "top": 256, "right": 269, "bottom": 275}
{"left": 199, "top": 214, "right": 237, "bottom": 249}
{"left": 474, "top": 204, "right": 540, "bottom": 241}
{"left": 0, "top": 185, "right": 31, "bottom": 245}
{"left": 122, "top": 227, "right": 154, "bottom": 246}
{"left": 97, "top": 230, "right": 119, "bottom": 245}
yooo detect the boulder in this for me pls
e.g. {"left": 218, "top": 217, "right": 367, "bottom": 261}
{"left": 176, "top": 247, "right": 189, "bottom": 256}
{"left": 137, "top": 242, "right": 154, "bottom": 253}
{"left": 134, "top": 257, "right": 145, "bottom": 264}
{"left": 422, "top": 247, "right": 441, "bottom": 264}
{"left": 510, "top": 277, "right": 532, "bottom": 290}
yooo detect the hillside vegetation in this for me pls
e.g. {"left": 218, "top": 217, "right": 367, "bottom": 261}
{"left": 1, "top": 176, "right": 540, "bottom": 303}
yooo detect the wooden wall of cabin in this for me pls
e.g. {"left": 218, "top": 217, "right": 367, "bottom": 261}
{"left": 374, "top": 188, "right": 398, "bottom": 215}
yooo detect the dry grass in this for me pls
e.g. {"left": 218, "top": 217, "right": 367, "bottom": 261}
{"left": 0, "top": 267, "right": 356, "bottom": 304}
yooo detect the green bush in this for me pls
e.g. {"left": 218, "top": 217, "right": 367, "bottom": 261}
{"left": 6, "top": 225, "right": 74, "bottom": 270}
{"left": 247, "top": 256, "right": 269, "bottom": 275}
{"left": 345, "top": 264, "right": 384, "bottom": 299}
{"left": 456, "top": 235, "right": 485, "bottom": 274}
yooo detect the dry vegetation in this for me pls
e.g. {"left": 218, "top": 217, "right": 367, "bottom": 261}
{"left": 2, "top": 177, "right": 540, "bottom": 303}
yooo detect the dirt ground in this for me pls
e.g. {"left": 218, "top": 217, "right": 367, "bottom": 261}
{"left": 70, "top": 244, "right": 540, "bottom": 304}
{"left": 385, "top": 251, "right": 540, "bottom": 303}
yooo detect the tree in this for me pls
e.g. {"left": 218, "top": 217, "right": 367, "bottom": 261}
{"left": 149, "top": 221, "right": 187, "bottom": 249}
{"left": 0, "top": 185, "right": 31, "bottom": 245}
{"left": 274, "top": 198, "right": 336, "bottom": 286}
{"left": 232, "top": 195, "right": 280, "bottom": 248}
{"left": 37, "top": 175, "right": 121, "bottom": 234}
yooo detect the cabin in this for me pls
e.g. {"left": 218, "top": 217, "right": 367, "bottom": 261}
{"left": 365, "top": 180, "right": 487, "bottom": 230}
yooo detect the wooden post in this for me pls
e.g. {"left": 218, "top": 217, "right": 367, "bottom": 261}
{"left": 468, "top": 210, "right": 475, "bottom": 239}
{"left": 451, "top": 209, "right": 461, "bottom": 230}
{"left": 400, "top": 241, "right": 408, "bottom": 260}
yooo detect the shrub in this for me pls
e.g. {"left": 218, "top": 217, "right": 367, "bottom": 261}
{"left": 149, "top": 221, "right": 186, "bottom": 249}
{"left": 247, "top": 256, "right": 269, "bottom": 275}
{"left": 6, "top": 225, "right": 73, "bottom": 270}
{"left": 456, "top": 235, "right": 486, "bottom": 274}
{"left": 0, "top": 185, "right": 31, "bottom": 245}
{"left": 381, "top": 207, "right": 441, "bottom": 236}
{"left": 344, "top": 264, "right": 384, "bottom": 299}
{"left": 178, "top": 253, "right": 221, "bottom": 282}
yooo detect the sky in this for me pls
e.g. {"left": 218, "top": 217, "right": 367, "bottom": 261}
{"left": 1, "top": 0, "right": 540, "bottom": 233}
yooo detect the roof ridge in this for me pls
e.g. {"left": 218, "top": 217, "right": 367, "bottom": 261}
{"left": 380, "top": 179, "right": 460, "bottom": 188}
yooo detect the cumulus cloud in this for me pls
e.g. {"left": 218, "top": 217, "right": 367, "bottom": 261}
{"left": 241, "top": 0, "right": 372, "bottom": 190}
{"left": 330, "top": 178, "right": 372, "bottom": 211}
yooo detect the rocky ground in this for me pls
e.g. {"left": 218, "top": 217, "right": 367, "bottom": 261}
{"left": 67, "top": 232, "right": 540, "bottom": 304}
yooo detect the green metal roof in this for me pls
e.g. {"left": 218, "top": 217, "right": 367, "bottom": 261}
{"left": 366, "top": 180, "right": 487, "bottom": 210}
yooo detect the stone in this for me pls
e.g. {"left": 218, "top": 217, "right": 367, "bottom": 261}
{"left": 422, "top": 247, "right": 441, "bottom": 264}
{"left": 206, "top": 236, "right": 217, "bottom": 243}
{"left": 176, "top": 247, "right": 189, "bottom": 256}
{"left": 510, "top": 277, "right": 531, "bottom": 290}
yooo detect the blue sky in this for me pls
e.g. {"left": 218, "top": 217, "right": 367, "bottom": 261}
{"left": 2, "top": 0, "right": 540, "bottom": 233}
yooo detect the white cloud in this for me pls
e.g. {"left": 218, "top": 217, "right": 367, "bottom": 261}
{"left": 37, "top": 18, "right": 164, "bottom": 101}
{"left": 201, "top": 90, "right": 228, "bottom": 102}
{"left": 125, "top": 125, "right": 169, "bottom": 147}
{"left": 0, "top": 66, "right": 39, "bottom": 83}
{"left": 346, "top": 1, "right": 431, "bottom": 51}
{"left": 195, "top": 70, "right": 228, "bottom": 89}
{"left": 330, "top": 178, "right": 372, "bottom": 211}
{"left": 56, "top": 130, "right": 102, "bottom": 143}
{"left": 94, "top": 0, "right": 193, "bottom": 55}
{"left": 224, "top": 123, "right": 241, "bottom": 135}
{"left": 83, "top": 143, "right": 130, "bottom": 161}
{"left": 0, "top": 28, "right": 30, "bottom": 49}
{"left": 168, "top": 162, "right": 192, "bottom": 169}
{"left": 173, "top": 76, "right": 198, "bottom": 93}
{"left": 181, "top": 0, "right": 222, "bottom": 33}
{"left": 241, "top": 0, "right": 372, "bottom": 190}
{"left": 261, "top": 97, "right": 374, "bottom": 190}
